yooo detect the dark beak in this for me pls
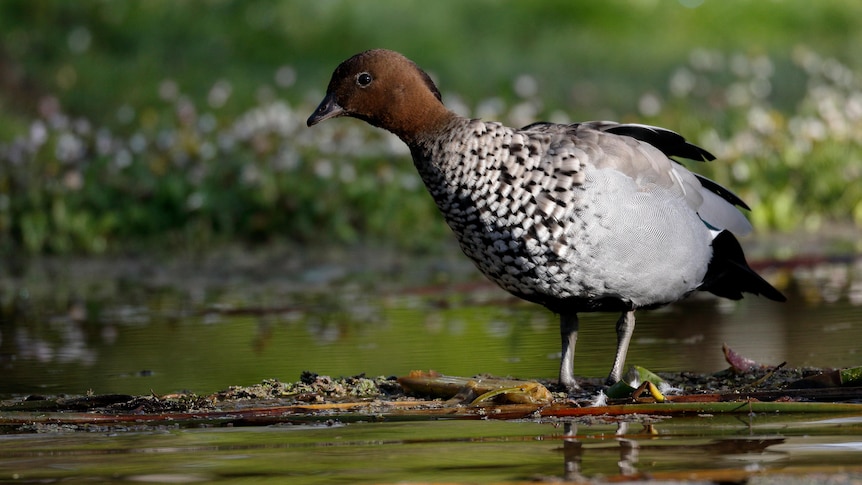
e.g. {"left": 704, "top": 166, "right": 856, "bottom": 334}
{"left": 307, "top": 92, "right": 346, "bottom": 126}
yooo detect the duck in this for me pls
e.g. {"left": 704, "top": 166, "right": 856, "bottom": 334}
{"left": 307, "top": 49, "right": 786, "bottom": 390}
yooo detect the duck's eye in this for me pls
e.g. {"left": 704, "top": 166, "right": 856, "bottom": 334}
{"left": 356, "top": 72, "right": 373, "bottom": 87}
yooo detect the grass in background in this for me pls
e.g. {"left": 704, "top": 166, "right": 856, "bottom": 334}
{"left": 1, "top": 0, "right": 862, "bottom": 255}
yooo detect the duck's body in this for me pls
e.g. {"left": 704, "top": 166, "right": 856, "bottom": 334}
{"left": 308, "top": 49, "right": 785, "bottom": 389}
{"left": 411, "top": 118, "right": 720, "bottom": 313}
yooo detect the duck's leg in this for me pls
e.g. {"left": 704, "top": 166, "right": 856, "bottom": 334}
{"left": 559, "top": 313, "right": 580, "bottom": 390}
{"left": 606, "top": 311, "right": 636, "bottom": 384}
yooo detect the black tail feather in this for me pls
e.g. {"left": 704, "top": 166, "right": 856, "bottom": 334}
{"left": 700, "top": 230, "right": 786, "bottom": 302}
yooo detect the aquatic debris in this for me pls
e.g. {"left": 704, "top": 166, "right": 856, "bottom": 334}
{"left": 213, "top": 374, "right": 400, "bottom": 403}
{"left": 720, "top": 343, "right": 794, "bottom": 390}
{"left": 789, "top": 366, "right": 862, "bottom": 388}
{"left": 722, "top": 342, "right": 780, "bottom": 373}
{"left": 3, "top": 368, "right": 862, "bottom": 434}
{"left": 604, "top": 366, "right": 671, "bottom": 400}
{"left": 2, "top": 392, "right": 862, "bottom": 434}
{"left": 397, "top": 370, "right": 553, "bottom": 405}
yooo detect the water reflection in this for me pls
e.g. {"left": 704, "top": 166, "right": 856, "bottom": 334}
{"left": 0, "top": 415, "right": 858, "bottom": 482}
{"left": 1, "top": 250, "right": 861, "bottom": 396}
{"left": 557, "top": 420, "right": 792, "bottom": 481}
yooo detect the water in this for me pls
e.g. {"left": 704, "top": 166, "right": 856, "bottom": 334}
{"left": 1, "top": 246, "right": 862, "bottom": 482}
{"left": 1, "top": 248, "right": 860, "bottom": 397}
{"left": 1, "top": 417, "right": 861, "bottom": 482}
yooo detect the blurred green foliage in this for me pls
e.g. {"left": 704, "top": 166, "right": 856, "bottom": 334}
{"left": 1, "top": 0, "right": 862, "bottom": 254}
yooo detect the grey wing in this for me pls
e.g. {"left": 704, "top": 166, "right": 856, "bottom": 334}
{"left": 535, "top": 121, "right": 753, "bottom": 236}
{"left": 516, "top": 121, "right": 718, "bottom": 305}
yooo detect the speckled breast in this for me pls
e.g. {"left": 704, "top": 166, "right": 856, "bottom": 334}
{"left": 409, "top": 120, "right": 602, "bottom": 306}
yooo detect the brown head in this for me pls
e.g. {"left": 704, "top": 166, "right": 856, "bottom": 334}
{"left": 306, "top": 49, "right": 455, "bottom": 144}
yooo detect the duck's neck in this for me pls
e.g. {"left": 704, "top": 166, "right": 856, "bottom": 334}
{"left": 389, "top": 102, "right": 459, "bottom": 147}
